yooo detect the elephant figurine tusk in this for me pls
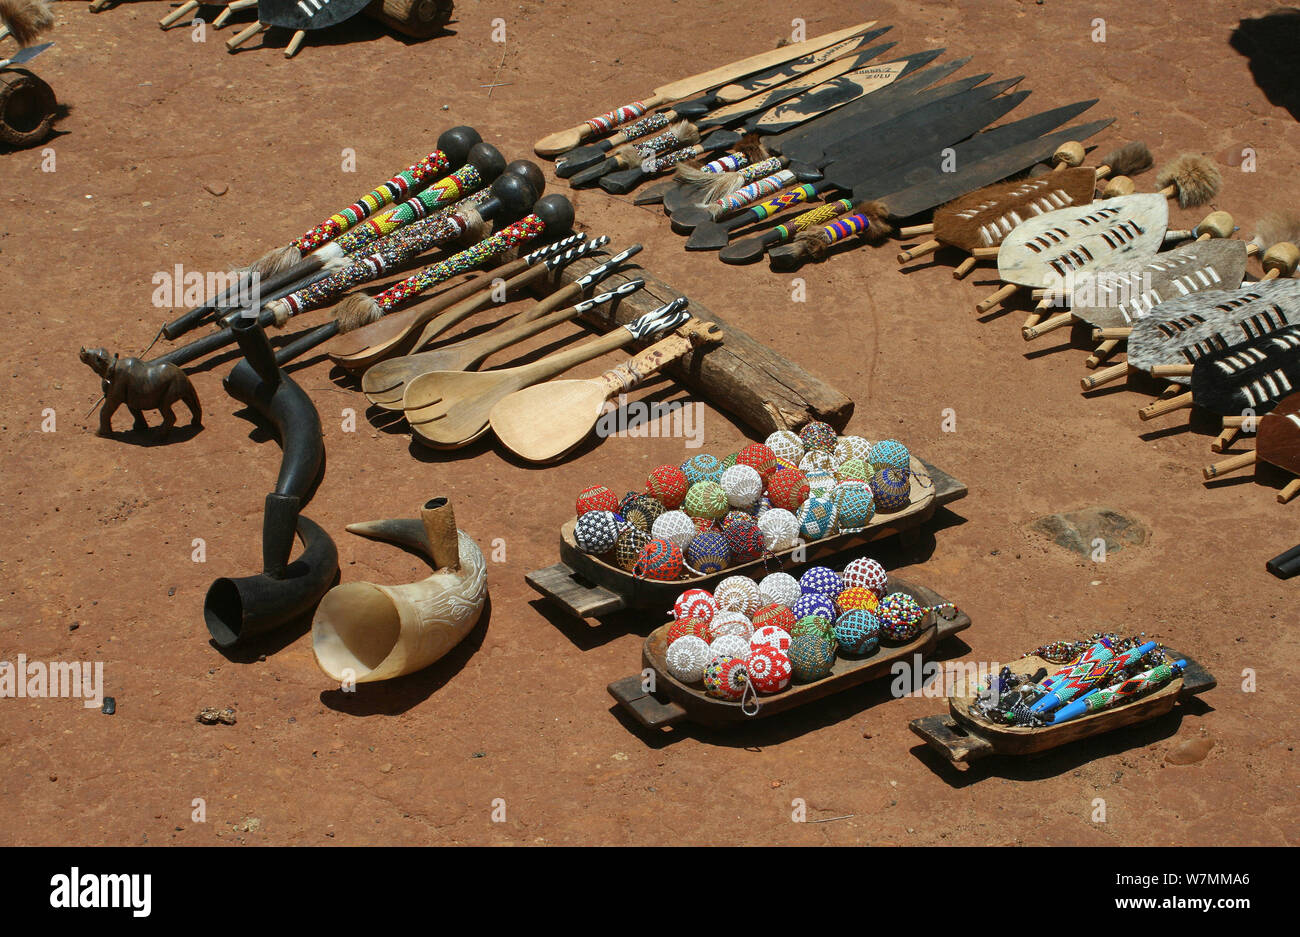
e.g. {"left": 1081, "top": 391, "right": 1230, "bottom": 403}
{"left": 312, "top": 498, "right": 487, "bottom": 684}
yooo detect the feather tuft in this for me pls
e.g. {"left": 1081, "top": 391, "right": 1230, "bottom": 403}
{"left": 248, "top": 244, "right": 304, "bottom": 280}
{"left": 1250, "top": 211, "right": 1300, "bottom": 252}
{"left": 0, "top": 0, "right": 54, "bottom": 47}
{"left": 1099, "top": 141, "right": 1153, "bottom": 177}
{"left": 1156, "top": 153, "right": 1221, "bottom": 208}
{"left": 609, "top": 120, "right": 699, "bottom": 168}
{"left": 853, "top": 200, "right": 896, "bottom": 243}
{"left": 334, "top": 293, "right": 384, "bottom": 333}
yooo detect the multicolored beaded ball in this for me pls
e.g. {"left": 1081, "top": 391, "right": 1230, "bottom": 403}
{"left": 842, "top": 557, "right": 888, "bottom": 595}
{"left": 681, "top": 453, "right": 725, "bottom": 485}
{"left": 798, "top": 449, "right": 835, "bottom": 473}
{"left": 708, "top": 610, "right": 755, "bottom": 641}
{"left": 720, "top": 464, "right": 763, "bottom": 509}
{"left": 665, "top": 635, "right": 711, "bottom": 683}
{"left": 702, "top": 655, "right": 748, "bottom": 700}
{"left": 793, "top": 592, "right": 837, "bottom": 625}
{"left": 752, "top": 602, "right": 798, "bottom": 634}
{"left": 622, "top": 494, "right": 666, "bottom": 533}
{"left": 758, "top": 508, "right": 800, "bottom": 552}
{"left": 799, "top": 566, "right": 844, "bottom": 598}
{"left": 646, "top": 464, "right": 690, "bottom": 509}
{"left": 836, "top": 585, "right": 879, "bottom": 614}
{"left": 634, "top": 537, "right": 684, "bottom": 581}
{"left": 723, "top": 514, "right": 764, "bottom": 562}
{"left": 796, "top": 496, "right": 838, "bottom": 541}
{"left": 574, "top": 510, "right": 622, "bottom": 555}
{"left": 805, "top": 468, "right": 837, "bottom": 498}
{"left": 764, "top": 430, "right": 804, "bottom": 464}
{"left": 673, "top": 588, "right": 718, "bottom": 624}
{"left": 789, "top": 634, "right": 836, "bottom": 682}
{"left": 745, "top": 646, "right": 793, "bottom": 694}
{"left": 767, "top": 468, "right": 810, "bottom": 512}
{"left": 651, "top": 510, "right": 696, "bottom": 550}
{"left": 618, "top": 491, "right": 641, "bottom": 516}
{"left": 833, "top": 435, "right": 872, "bottom": 467}
{"left": 751, "top": 623, "right": 793, "bottom": 652}
{"left": 691, "top": 516, "right": 718, "bottom": 535}
{"left": 736, "top": 443, "right": 778, "bottom": 480}
{"left": 682, "top": 480, "right": 728, "bottom": 520}
{"left": 686, "top": 530, "right": 731, "bottom": 574}
{"left": 834, "top": 609, "right": 882, "bottom": 656}
{"left": 576, "top": 485, "right": 619, "bottom": 516}
{"left": 758, "top": 572, "right": 801, "bottom": 608}
{"left": 666, "top": 617, "right": 712, "bottom": 645}
{"left": 877, "top": 592, "right": 925, "bottom": 641}
{"left": 614, "top": 525, "right": 649, "bottom": 571}
{"left": 798, "top": 421, "right": 838, "bottom": 453}
{"left": 832, "top": 483, "right": 875, "bottom": 531}
{"left": 710, "top": 634, "right": 752, "bottom": 660}
{"left": 714, "top": 575, "right": 762, "bottom": 616}
{"left": 834, "top": 457, "right": 873, "bottom": 485}
{"left": 870, "top": 466, "right": 911, "bottom": 513}
{"left": 867, "top": 439, "right": 910, "bottom": 474}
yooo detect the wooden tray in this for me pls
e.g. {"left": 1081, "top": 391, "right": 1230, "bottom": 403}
{"left": 527, "top": 457, "right": 966, "bottom": 620}
{"left": 909, "top": 648, "right": 1215, "bottom": 763}
{"left": 608, "top": 577, "right": 971, "bottom": 728}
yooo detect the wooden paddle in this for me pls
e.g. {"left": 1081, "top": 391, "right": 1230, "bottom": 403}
{"left": 491, "top": 319, "right": 725, "bottom": 463}
{"left": 403, "top": 300, "right": 692, "bottom": 449}
{"left": 1202, "top": 388, "right": 1300, "bottom": 502}
{"left": 361, "top": 244, "right": 644, "bottom": 407}
{"left": 533, "top": 21, "right": 878, "bottom": 155}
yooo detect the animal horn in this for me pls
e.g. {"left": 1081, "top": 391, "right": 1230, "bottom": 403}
{"left": 311, "top": 497, "right": 488, "bottom": 684}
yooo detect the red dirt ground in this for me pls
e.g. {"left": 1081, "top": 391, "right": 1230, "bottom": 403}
{"left": 1, "top": 0, "right": 1296, "bottom": 846}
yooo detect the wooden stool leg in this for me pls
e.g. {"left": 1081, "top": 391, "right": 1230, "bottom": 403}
{"left": 1211, "top": 425, "right": 1239, "bottom": 454}
{"left": 1081, "top": 362, "right": 1128, "bottom": 390}
{"left": 1202, "top": 451, "right": 1257, "bottom": 480}
{"left": 1085, "top": 339, "right": 1121, "bottom": 368}
{"left": 952, "top": 256, "right": 977, "bottom": 280}
{"left": 226, "top": 20, "right": 268, "bottom": 51}
{"left": 976, "top": 283, "right": 1018, "bottom": 314}
{"left": 1278, "top": 478, "right": 1300, "bottom": 504}
{"left": 285, "top": 29, "right": 307, "bottom": 57}
{"left": 159, "top": 0, "right": 200, "bottom": 27}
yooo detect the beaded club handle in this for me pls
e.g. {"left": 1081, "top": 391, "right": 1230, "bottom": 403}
{"left": 606, "top": 111, "right": 672, "bottom": 147}
{"left": 772, "top": 198, "right": 855, "bottom": 244}
{"left": 710, "top": 170, "right": 797, "bottom": 218}
{"left": 331, "top": 162, "right": 489, "bottom": 255}
{"left": 584, "top": 101, "right": 651, "bottom": 136}
{"left": 699, "top": 151, "right": 751, "bottom": 174}
{"left": 724, "top": 183, "right": 820, "bottom": 233}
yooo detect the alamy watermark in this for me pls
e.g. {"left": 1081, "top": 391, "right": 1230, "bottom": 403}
{"left": 0, "top": 655, "right": 104, "bottom": 709}
{"left": 594, "top": 395, "right": 705, "bottom": 448}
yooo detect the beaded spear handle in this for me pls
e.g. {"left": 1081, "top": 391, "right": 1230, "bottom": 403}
{"left": 584, "top": 101, "right": 652, "bottom": 138}
{"left": 725, "top": 183, "right": 821, "bottom": 232}
{"left": 698, "top": 151, "right": 752, "bottom": 174}
{"left": 594, "top": 316, "right": 723, "bottom": 397}
{"left": 329, "top": 161, "right": 491, "bottom": 256}
{"left": 290, "top": 147, "right": 455, "bottom": 254}
{"left": 708, "top": 170, "right": 799, "bottom": 219}
{"left": 604, "top": 111, "right": 673, "bottom": 147}
{"left": 769, "top": 198, "right": 855, "bottom": 247}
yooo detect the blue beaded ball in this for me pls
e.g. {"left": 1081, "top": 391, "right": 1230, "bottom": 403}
{"left": 799, "top": 566, "right": 843, "bottom": 598}
{"left": 870, "top": 466, "right": 911, "bottom": 513}
{"left": 832, "top": 482, "right": 876, "bottom": 531}
{"left": 834, "top": 609, "right": 881, "bottom": 656}
{"left": 792, "top": 591, "right": 836, "bottom": 622}
{"left": 796, "top": 496, "right": 838, "bottom": 541}
{"left": 685, "top": 530, "right": 731, "bottom": 574}
{"left": 681, "top": 453, "right": 725, "bottom": 485}
{"left": 867, "top": 439, "right": 910, "bottom": 474}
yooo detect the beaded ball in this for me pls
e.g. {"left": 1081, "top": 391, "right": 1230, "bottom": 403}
{"left": 683, "top": 481, "right": 728, "bottom": 520}
{"left": 651, "top": 510, "right": 696, "bottom": 550}
{"left": 686, "top": 531, "right": 730, "bottom": 574}
{"left": 646, "top": 464, "right": 690, "bottom": 509}
{"left": 764, "top": 430, "right": 804, "bottom": 464}
{"left": 574, "top": 510, "right": 622, "bottom": 555}
{"left": 720, "top": 464, "right": 763, "bottom": 509}
{"left": 752, "top": 495, "right": 772, "bottom": 518}
{"left": 793, "top": 592, "right": 837, "bottom": 623}
{"left": 673, "top": 588, "right": 718, "bottom": 624}
{"left": 614, "top": 525, "right": 649, "bottom": 571}
{"left": 666, "top": 616, "right": 712, "bottom": 645}
{"left": 796, "top": 496, "right": 838, "bottom": 541}
{"left": 746, "top": 646, "right": 793, "bottom": 694}
{"left": 702, "top": 655, "right": 748, "bottom": 700}
{"left": 691, "top": 516, "right": 718, "bottom": 535}
{"left": 834, "top": 457, "right": 873, "bottom": 485}
{"left": 618, "top": 491, "right": 642, "bottom": 516}
{"left": 681, "top": 453, "right": 725, "bottom": 485}
{"left": 805, "top": 468, "right": 837, "bottom": 499}
{"left": 833, "top": 435, "right": 872, "bottom": 467}
{"left": 709, "top": 634, "right": 752, "bottom": 660}
{"left": 867, "top": 439, "right": 910, "bottom": 474}
{"left": 757, "top": 509, "right": 800, "bottom": 552}
{"left": 708, "top": 610, "right": 755, "bottom": 641}
{"left": 834, "top": 609, "right": 881, "bottom": 656}
{"left": 771, "top": 456, "right": 799, "bottom": 473}
{"left": 800, "top": 566, "right": 844, "bottom": 598}
{"left": 878, "top": 592, "right": 926, "bottom": 642}
{"left": 752, "top": 603, "right": 798, "bottom": 634}
{"left": 842, "top": 558, "right": 889, "bottom": 596}
{"left": 798, "top": 420, "right": 838, "bottom": 453}
{"left": 665, "top": 635, "right": 711, "bottom": 683}
{"left": 622, "top": 494, "right": 666, "bottom": 533}
{"left": 751, "top": 623, "right": 793, "bottom": 652}
{"left": 791, "top": 614, "right": 835, "bottom": 643}
{"left": 832, "top": 482, "right": 875, "bottom": 531}
{"left": 736, "top": 443, "right": 778, "bottom": 480}
{"left": 836, "top": 585, "right": 880, "bottom": 614}
{"left": 577, "top": 485, "right": 619, "bottom": 516}
{"left": 789, "top": 634, "right": 836, "bottom": 682}
{"left": 720, "top": 452, "right": 738, "bottom": 470}
{"left": 871, "top": 466, "right": 911, "bottom": 513}
{"left": 714, "top": 575, "right": 761, "bottom": 616}
{"left": 722, "top": 514, "right": 764, "bottom": 562}
{"left": 798, "top": 449, "right": 835, "bottom": 473}
{"left": 634, "top": 537, "right": 683, "bottom": 581}
{"left": 767, "top": 468, "right": 810, "bottom": 512}
{"left": 758, "top": 572, "right": 801, "bottom": 608}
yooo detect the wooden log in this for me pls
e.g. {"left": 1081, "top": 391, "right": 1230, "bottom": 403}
{"left": 363, "top": 0, "right": 454, "bottom": 39}
{"left": 541, "top": 254, "right": 855, "bottom": 434}
{"left": 0, "top": 69, "right": 57, "bottom": 149}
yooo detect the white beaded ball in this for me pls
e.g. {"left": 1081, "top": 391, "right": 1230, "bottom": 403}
{"left": 834, "top": 435, "right": 872, "bottom": 466}
{"left": 665, "top": 635, "right": 711, "bottom": 683}
{"left": 710, "top": 634, "right": 752, "bottom": 660}
{"left": 751, "top": 624, "right": 793, "bottom": 652}
{"left": 805, "top": 468, "right": 836, "bottom": 498}
{"left": 652, "top": 510, "right": 696, "bottom": 550}
{"left": 765, "top": 429, "right": 804, "bottom": 464}
{"left": 720, "top": 464, "right": 763, "bottom": 509}
{"left": 759, "top": 571, "right": 801, "bottom": 608}
{"left": 714, "top": 576, "right": 762, "bottom": 616}
{"left": 798, "top": 449, "right": 835, "bottom": 473}
{"left": 758, "top": 508, "right": 800, "bottom": 551}
{"left": 709, "top": 610, "right": 755, "bottom": 640}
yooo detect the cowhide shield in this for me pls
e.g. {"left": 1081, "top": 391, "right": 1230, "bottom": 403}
{"left": 259, "top": 0, "right": 372, "bottom": 31}
{"left": 1127, "top": 279, "right": 1300, "bottom": 377}
{"left": 933, "top": 166, "right": 1098, "bottom": 251}
{"left": 1187, "top": 325, "right": 1300, "bottom": 410}
{"left": 1066, "top": 239, "right": 1249, "bottom": 329}
{"left": 997, "top": 192, "right": 1168, "bottom": 288}
{"left": 1259, "top": 389, "right": 1300, "bottom": 475}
